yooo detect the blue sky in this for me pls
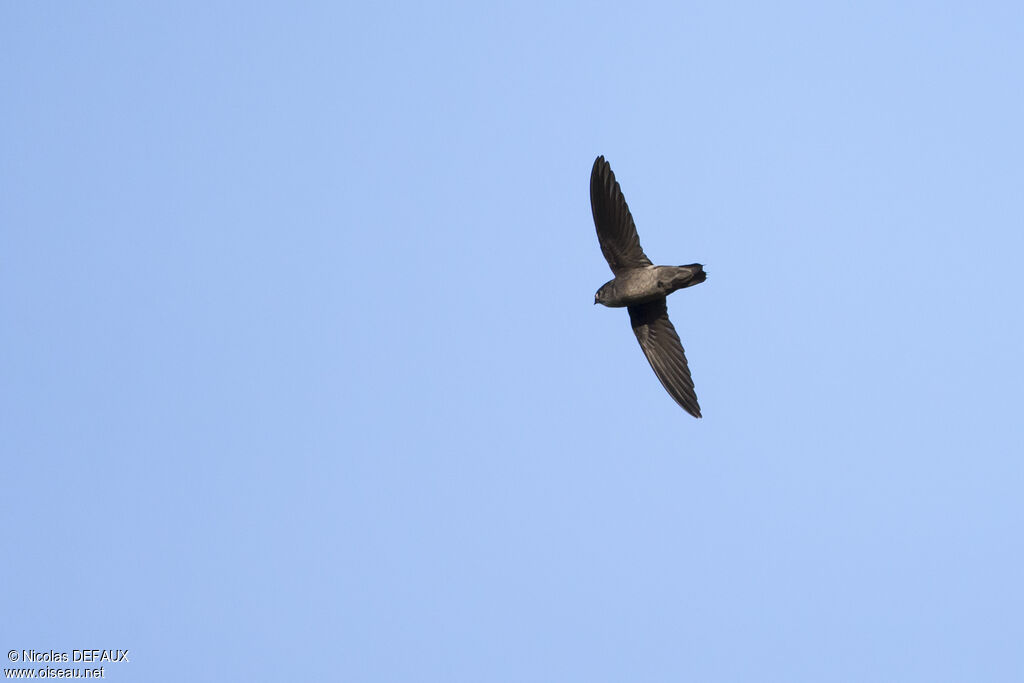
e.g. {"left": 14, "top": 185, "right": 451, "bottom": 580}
{"left": 3, "top": 2, "right": 1023, "bottom": 681}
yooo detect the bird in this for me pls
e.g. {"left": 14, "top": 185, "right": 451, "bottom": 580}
{"left": 590, "top": 155, "right": 706, "bottom": 418}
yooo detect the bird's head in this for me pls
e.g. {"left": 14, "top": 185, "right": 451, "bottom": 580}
{"left": 594, "top": 283, "right": 613, "bottom": 306}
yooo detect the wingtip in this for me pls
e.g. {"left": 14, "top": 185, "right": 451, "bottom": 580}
{"left": 671, "top": 398, "right": 702, "bottom": 419}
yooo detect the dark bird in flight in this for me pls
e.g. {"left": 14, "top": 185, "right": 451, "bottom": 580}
{"left": 591, "top": 156, "right": 706, "bottom": 418}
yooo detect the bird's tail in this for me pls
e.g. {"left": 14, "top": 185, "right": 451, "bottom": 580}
{"left": 669, "top": 264, "right": 706, "bottom": 291}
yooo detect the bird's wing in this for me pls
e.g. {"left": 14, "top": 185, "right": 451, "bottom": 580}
{"left": 591, "top": 156, "right": 653, "bottom": 274}
{"left": 628, "top": 299, "right": 701, "bottom": 418}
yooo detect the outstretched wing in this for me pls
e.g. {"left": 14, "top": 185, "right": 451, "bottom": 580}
{"left": 628, "top": 299, "right": 701, "bottom": 418}
{"left": 590, "top": 156, "right": 653, "bottom": 274}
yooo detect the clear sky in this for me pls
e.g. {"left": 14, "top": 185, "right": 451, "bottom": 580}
{"left": 3, "top": 2, "right": 1023, "bottom": 681}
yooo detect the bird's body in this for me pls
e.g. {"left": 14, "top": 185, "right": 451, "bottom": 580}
{"left": 595, "top": 264, "right": 706, "bottom": 308}
{"left": 590, "top": 156, "right": 707, "bottom": 418}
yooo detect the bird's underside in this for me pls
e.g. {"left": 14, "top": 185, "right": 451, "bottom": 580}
{"left": 590, "top": 155, "right": 705, "bottom": 418}
{"left": 597, "top": 264, "right": 706, "bottom": 308}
